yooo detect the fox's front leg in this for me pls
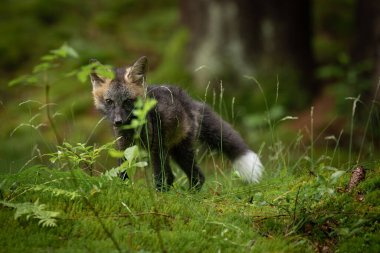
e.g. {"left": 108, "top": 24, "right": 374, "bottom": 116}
{"left": 115, "top": 129, "right": 134, "bottom": 180}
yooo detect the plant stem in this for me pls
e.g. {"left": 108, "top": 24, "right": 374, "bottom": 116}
{"left": 310, "top": 106, "right": 314, "bottom": 174}
{"left": 348, "top": 95, "right": 360, "bottom": 168}
{"left": 45, "top": 83, "right": 63, "bottom": 145}
{"left": 357, "top": 80, "right": 380, "bottom": 163}
{"left": 292, "top": 186, "right": 301, "bottom": 225}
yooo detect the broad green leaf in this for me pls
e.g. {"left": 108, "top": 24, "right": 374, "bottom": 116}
{"left": 64, "top": 45, "right": 79, "bottom": 58}
{"left": 33, "top": 62, "right": 52, "bottom": 73}
{"left": 41, "top": 54, "right": 58, "bottom": 62}
{"left": 95, "top": 65, "right": 115, "bottom": 79}
{"left": 8, "top": 75, "right": 38, "bottom": 87}
{"left": 9, "top": 75, "right": 28, "bottom": 87}
{"left": 75, "top": 62, "right": 96, "bottom": 82}
{"left": 51, "top": 43, "right": 78, "bottom": 58}
{"left": 134, "top": 161, "right": 148, "bottom": 168}
{"left": 77, "top": 69, "right": 91, "bottom": 83}
{"left": 108, "top": 149, "right": 124, "bottom": 158}
{"left": 123, "top": 119, "right": 141, "bottom": 129}
{"left": 124, "top": 145, "right": 139, "bottom": 161}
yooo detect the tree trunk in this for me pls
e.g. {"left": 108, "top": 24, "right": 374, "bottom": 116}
{"left": 180, "top": 0, "right": 316, "bottom": 100}
{"left": 352, "top": 0, "right": 380, "bottom": 101}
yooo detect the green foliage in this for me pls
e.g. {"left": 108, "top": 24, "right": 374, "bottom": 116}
{"left": 317, "top": 53, "right": 373, "bottom": 114}
{"left": 0, "top": 0, "right": 183, "bottom": 170}
{"left": 49, "top": 141, "right": 115, "bottom": 173}
{"left": 31, "top": 185, "right": 81, "bottom": 200}
{"left": 0, "top": 199, "right": 59, "bottom": 228}
{"left": 68, "top": 61, "right": 115, "bottom": 83}
{"left": 106, "top": 145, "right": 148, "bottom": 181}
{"left": 8, "top": 43, "right": 78, "bottom": 87}
{"left": 1, "top": 84, "right": 379, "bottom": 251}
{"left": 122, "top": 97, "right": 157, "bottom": 133}
{"left": 120, "top": 146, "right": 148, "bottom": 178}
{"left": 1, "top": 2, "right": 379, "bottom": 250}
{"left": 1, "top": 163, "right": 379, "bottom": 252}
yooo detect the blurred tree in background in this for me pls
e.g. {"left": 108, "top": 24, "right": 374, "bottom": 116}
{"left": 0, "top": 0, "right": 379, "bottom": 171}
{"left": 352, "top": 0, "right": 380, "bottom": 101}
{"left": 180, "top": 0, "right": 379, "bottom": 105}
{"left": 181, "top": 0, "right": 315, "bottom": 105}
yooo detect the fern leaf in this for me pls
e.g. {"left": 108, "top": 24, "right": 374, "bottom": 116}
{"left": 0, "top": 200, "right": 60, "bottom": 227}
{"left": 32, "top": 185, "right": 81, "bottom": 200}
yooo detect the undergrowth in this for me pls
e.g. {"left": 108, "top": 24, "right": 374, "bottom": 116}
{"left": 1, "top": 45, "right": 379, "bottom": 253}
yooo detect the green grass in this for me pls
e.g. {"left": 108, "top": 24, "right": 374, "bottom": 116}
{"left": 1, "top": 158, "right": 379, "bottom": 252}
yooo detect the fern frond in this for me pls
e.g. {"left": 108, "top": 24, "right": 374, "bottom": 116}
{"left": 31, "top": 185, "right": 81, "bottom": 200}
{"left": 0, "top": 199, "right": 60, "bottom": 227}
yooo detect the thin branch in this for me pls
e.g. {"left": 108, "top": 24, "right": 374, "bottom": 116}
{"left": 63, "top": 212, "right": 175, "bottom": 220}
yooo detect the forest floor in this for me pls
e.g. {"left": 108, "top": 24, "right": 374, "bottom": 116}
{"left": 1, "top": 155, "right": 379, "bottom": 253}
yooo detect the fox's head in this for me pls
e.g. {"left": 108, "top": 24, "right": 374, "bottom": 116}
{"left": 90, "top": 56, "right": 148, "bottom": 127}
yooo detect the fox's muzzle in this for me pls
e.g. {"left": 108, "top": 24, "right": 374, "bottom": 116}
{"left": 114, "top": 119, "right": 123, "bottom": 127}
{"left": 113, "top": 108, "right": 125, "bottom": 127}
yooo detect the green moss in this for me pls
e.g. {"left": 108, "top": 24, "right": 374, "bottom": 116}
{"left": 1, "top": 164, "right": 378, "bottom": 252}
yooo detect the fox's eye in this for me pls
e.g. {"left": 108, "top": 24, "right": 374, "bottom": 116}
{"left": 123, "top": 99, "right": 135, "bottom": 107}
{"left": 105, "top": 99, "right": 113, "bottom": 106}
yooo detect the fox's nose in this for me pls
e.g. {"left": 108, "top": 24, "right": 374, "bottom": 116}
{"left": 114, "top": 120, "right": 123, "bottom": 127}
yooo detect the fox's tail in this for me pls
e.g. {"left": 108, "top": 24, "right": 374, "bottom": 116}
{"left": 198, "top": 104, "right": 264, "bottom": 183}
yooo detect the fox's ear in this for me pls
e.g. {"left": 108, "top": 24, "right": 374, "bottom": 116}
{"left": 125, "top": 56, "right": 148, "bottom": 85}
{"left": 90, "top": 73, "right": 104, "bottom": 89}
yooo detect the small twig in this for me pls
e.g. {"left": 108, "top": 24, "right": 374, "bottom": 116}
{"left": 63, "top": 211, "right": 175, "bottom": 220}
{"left": 252, "top": 214, "right": 289, "bottom": 221}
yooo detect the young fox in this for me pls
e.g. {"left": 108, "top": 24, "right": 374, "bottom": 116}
{"left": 90, "top": 56, "right": 263, "bottom": 190}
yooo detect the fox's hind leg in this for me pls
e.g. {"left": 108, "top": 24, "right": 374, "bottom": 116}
{"left": 170, "top": 137, "right": 205, "bottom": 190}
{"left": 152, "top": 148, "right": 175, "bottom": 191}
{"left": 163, "top": 156, "right": 175, "bottom": 187}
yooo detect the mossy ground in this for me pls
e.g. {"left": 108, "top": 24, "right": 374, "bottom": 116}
{"left": 1, "top": 160, "right": 379, "bottom": 253}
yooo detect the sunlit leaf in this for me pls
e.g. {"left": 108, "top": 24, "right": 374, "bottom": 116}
{"left": 33, "top": 62, "right": 52, "bottom": 73}
{"left": 134, "top": 161, "right": 148, "bottom": 168}
{"left": 108, "top": 149, "right": 124, "bottom": 158}
{"left": 124, "top": 145, "right": 139, "bottom": 161}
{"left": 8, "top": 75, "right": 38, "bottom": 87}
{"left": 95, "top": 64, "right": 115, "bottom": 79}
{"left": 50, "top": 43, "right": 78, "bottom": 58}
{"left": 41, "top": 54, "right": 58, "bottom": 62}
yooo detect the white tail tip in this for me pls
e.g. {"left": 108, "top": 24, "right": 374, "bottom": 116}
{"left": 232, "top": 151, "right": 263, "bottom": 183}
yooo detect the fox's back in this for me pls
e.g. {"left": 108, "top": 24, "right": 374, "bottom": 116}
{"left": 147, "top": 85, "right": 201, "bottom": 148}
